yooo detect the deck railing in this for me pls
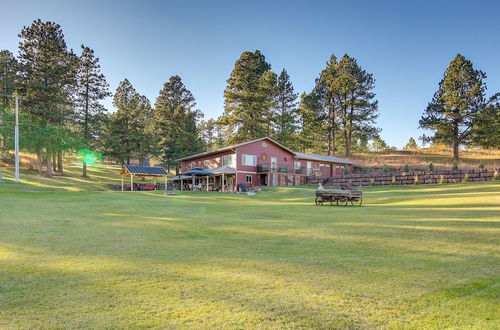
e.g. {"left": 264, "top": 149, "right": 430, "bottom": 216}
{"left": 257, "top": 163, "right": 306, "bottom": 174}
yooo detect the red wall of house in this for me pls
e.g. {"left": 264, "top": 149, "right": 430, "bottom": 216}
{"left": 180, "top": 150, "right": 235, "bottom": 172}
{"left": 235, "top": 139, "right": 295, "bottom": 187}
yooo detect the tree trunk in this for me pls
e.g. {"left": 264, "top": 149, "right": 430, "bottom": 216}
{"left": 52, "top": 152, "right": 57, "bottom": 173}
{"left": 37, "top": 151, "right": 43, "bottom": 176}
{"left": 344, "top": 130, "right": 351, "bottom": 157}
{"left": 82, "top": 161, "right": 88, "bottom": 177}
{"left": 453, "top": 140, "right": 459, "bottom": 162}
{"left": 58, "top": 151, "right": 63, "bottom": 174}
{"left": 453, "top": 122, "right": 459, "bottom": 162}
{"left": 46, "top": 150, "right": 53, "bottom": 177}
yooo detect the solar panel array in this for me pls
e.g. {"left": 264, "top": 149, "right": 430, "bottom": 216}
{"left": 123, "top": 165, "right": 168, "bottom": 175}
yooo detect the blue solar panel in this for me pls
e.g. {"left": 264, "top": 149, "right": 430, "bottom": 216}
{"left": 124, "top": 165, "right": 168, "bottom": 175}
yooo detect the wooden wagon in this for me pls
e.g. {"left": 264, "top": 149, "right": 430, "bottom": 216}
{"left": 315, "top": 189, "right": 363, "bottom": 206}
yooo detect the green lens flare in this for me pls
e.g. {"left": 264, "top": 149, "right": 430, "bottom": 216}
{"left": 77, "top": 149, "right": 102, "bottom": 167}
{"left": 83, "top": 153, "right": 96, "bottom": 165}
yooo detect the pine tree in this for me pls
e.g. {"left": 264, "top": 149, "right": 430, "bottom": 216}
{"left": 297, "top": 92, "right": 325, "bottom": 153}
{"left": 419, "top": 54, "right": 489, "bottom": 161}
{"left": 75, "top": 45, "right": 110, "bottom": 177}
{"left": 0, "top": 50, "right": 19, "bottom": 107}
{"left": 272, "top": 69, "right": 298, "bottom": 148}
{"left": 471, "top": 95, "right": 499, "bottom": 149}
{"left": 18, "top": 20, "right": 77, "bottom": 176}
{"left": 336, "top": 55, "right": 379, "bottom": 156}
{"left": 404, "top": 137, "right": 418, "bottom": 149}
{"left": 371, "top": 136, "right": 387, "bottom": 151}
{"left": 107, "top": 79, "right": 151, "bottom": 165}
{"left": 221, "top": 50, "right": 276, "bottom": 143}
{"left": 152, "top": 75, "right": 203, "bottom": 168}
{"left": 315, "top": 55, "right": 339, "bottom": 155}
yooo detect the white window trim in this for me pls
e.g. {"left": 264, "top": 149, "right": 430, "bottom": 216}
{"left": 294, "top": 161, "right": 301, "bottom": 170}
{"left": 242, "top": 154, "right": 257, "bottom": 166}
{"left": 245, "top": 175, "right": 252, "bottom": 183}
{"left": 222, "top": 155, "right": 234, "bottom": 167}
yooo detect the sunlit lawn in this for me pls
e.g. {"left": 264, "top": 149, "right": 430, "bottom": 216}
{"left": 0, "top": 165, "right": 499, "bottom": 328}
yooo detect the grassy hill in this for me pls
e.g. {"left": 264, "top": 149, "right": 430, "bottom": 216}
{"left": 351, "top": 146, "right": 500, "bottom": 170}
{"left": 0, "top": 167, "right": 499, "bottom": 328}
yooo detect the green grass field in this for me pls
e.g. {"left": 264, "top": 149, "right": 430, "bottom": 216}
{"left": 0, "top": 165, "right": 499, "bottom": 328}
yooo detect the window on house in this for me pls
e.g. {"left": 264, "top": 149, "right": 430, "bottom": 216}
{"left": 222, "top": 155, "right": 234, "bottom": 166}
{"left": 190, "top": 162, "right": 196, "bottom": 168}
{"left": 203, "top": 160, "right": 209, "bottom": 167}
{"left": 245, "top": 175, "right": 252, "bottom": 183}
{"left": 294, "top": 161, "right": 301, "bottom": 170}
{"left": 242, "top": 154, "right": 257, "bottom": 166}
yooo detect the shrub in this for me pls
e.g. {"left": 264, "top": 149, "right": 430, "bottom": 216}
{"left": 479, "top": 160, "right": 485, "bottom": 169}
{"left": 383, "top": 165, "right": 389, "bottom": 173}
{"left": 428, "top": 162, "right": 434, "bottom": 171}
{"left": 414, "top": 175, "right": 420, "bottom": 185}
{"left": 370, "top": 178, "right": 375, "bottom": 186}
{"left": 438, "top": 175, "right": 445, "bottom": 184}
{"left": 403, "top": 164, "right": 410, "bottom": 172}
{"left": 494, "top": 170, "right": 499, "bottom": 181}
{"left": 343, "top": 167, "right": 349, "bottom": 175}
{"left": 462, "top": 173, "right": 469, "bottom": 183}
{"left": 391, "top": 175, "right": 396, "bottom": 185}
{"left": 362, "top": 167, "right": 369, "bottom": 174}
{"left": 452, "top": 160, "right": 458, "bottom": 170}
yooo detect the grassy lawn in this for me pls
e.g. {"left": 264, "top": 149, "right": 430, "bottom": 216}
{"left": 0, "top": 165, "right": 499, "bottom": 328}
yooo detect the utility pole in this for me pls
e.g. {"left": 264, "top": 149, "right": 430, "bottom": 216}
{"left": 14, "top": 96, "right": 20, "bottom": 183}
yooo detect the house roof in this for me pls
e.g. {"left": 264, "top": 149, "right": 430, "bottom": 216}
{"left": 176, "top": 137, "right": 355, "bottom": 165}
{"left": 122, "top": 165, "right": 168, "bottom": 176}
{"left": 294, "top": 152, "right": 355, "bottom": 165}
{"left": 209, "top": 165, "right": 236, "bottom": 174}
{"left": 176, "top": 137, "right": 294, "bottom": 161}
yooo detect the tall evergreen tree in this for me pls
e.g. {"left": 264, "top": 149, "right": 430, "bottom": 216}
{"left": 221, "top": 50, "right": 276, "bottom": 143}
{"left": 315, "top": 54, "right": 379, "bottom": 156}
{"left": 152, "top": 75, "right": 203, "bottom": 168}
{"left": 17, "top": 19, "right": 77, "bottom": 176}
{"left": 419, "top": 54, "right": 489, "bottom": 161}
{"left": 315, "top": 55, "right": 339, "bottom": 155}
{"left": 297, "top": 91, "right": 325, "bottom": 153}
{"left": 335, "top": 55, "right": 379, "bottom": 156}
{"left": 75, "top": 45, "right": 110, "bottom": 177}
{"left": 107, "top": 79, "right": 151, "bottom": 165}
{"left": 272, "top": 69, "right": 298, "bottom": 148}
{"left": 0, "top": 50, "right": 18, "bottom": 107}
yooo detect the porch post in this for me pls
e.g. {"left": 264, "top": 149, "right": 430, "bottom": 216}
{"left": 121, "top": 176, "right": 124, "bottom": 191}
{"left": 206, "top": 176, "right": 209, "bottom": 191}
{"left": 192, "top": 175, "right": 195, "bottom": 190}
{"left": 181, "top": 178, "right": 183, "bottom": 191}
{"left": 130, "top": 174, "right": 133, "bottom": 191}
{"left": 222, "top": 173, "right": 225, "bottom": 192}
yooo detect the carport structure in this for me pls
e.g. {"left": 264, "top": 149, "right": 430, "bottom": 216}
{"left": 120, "top": 165, "right": 169, "bottom": 191}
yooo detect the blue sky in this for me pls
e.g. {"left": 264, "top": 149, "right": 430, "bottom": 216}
{"left": 1, "top": 0, "right": 499, "bottom": 148}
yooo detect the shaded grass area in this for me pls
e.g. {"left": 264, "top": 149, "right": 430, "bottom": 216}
{"left": 0, "top": 172, "right": 499, "bottom": 328}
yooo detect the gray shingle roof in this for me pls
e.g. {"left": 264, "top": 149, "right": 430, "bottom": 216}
{"left": 294, "top": 152, "right": 355, "bottom": 165}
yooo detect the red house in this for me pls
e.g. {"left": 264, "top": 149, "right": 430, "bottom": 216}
{"left": 177, "top": 137, "right": 354, "bottom": 191}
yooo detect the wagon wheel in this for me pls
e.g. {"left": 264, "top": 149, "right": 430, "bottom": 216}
{"left": 342, "top": 197, "right": 348, "bottom": 207}
{"left": 315, "top": 196, "right": 323, "bottom": 206}
{"left": 357, "top": 197, "right": 363, "bottom": 206}
{"left": 337, "top": 197, "right": 348, "bottom": 207}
